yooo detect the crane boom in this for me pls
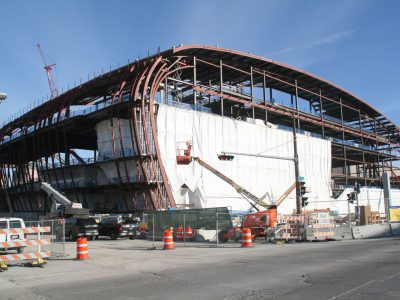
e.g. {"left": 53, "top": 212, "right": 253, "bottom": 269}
{"left": 37, "top": 44, "right": 59, "bottom": 99}
{"left": 40, "top": 182, "right": 89, "bottom": 218}
{"left": 193, "top": 157, "right": 273, "bottom": 211}
{"left": 275, "top": 182, "right": 296, "bottom": 206}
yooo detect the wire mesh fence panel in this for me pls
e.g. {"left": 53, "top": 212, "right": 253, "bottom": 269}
{"left": 22, "top": 219, "right": 68, "bottom": 258}
{"left": 144, "top": 208, "right": 238, "bottom": 248}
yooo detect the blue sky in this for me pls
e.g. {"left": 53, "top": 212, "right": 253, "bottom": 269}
{"left": 0, "top": 0, "right": 399, "bottom": 125}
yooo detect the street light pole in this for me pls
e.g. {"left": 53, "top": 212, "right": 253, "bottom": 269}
{"left": 221, "top": 103, "right": 302, "bottom": 214}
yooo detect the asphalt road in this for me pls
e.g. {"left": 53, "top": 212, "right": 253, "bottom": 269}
{"left": 1, "top": 237, "right": 400, "bottom": 299}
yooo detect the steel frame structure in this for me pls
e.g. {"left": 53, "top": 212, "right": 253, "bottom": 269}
{"left": 0, "top": 45, "right": 399, "bottom": 214}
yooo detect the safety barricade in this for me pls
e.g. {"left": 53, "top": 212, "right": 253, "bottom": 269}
{"left": 184, "top": 226, "right": 193, "bottom": 240}
{"left": 176, "top": 226, "right": 184, "bottom": 241}
{"left": 0, "top": 226, "right": 51, "bottom": 265}
{"left": 241, "top": 228, "right": 253, "bottom": 247}
{"left": 163, "top": 230, "right": 174, "bottom": 250}
{"left": 305, "top": 213, "right": 336, "bottom": 241}
{"left": 76, "top": 237, "right": 89, "bottom": 260}
{"left": 274, "top": 215, "right": 305, "bottom": 241}
{"left": 0, "top": 252, "right": 51, "bottom": 263}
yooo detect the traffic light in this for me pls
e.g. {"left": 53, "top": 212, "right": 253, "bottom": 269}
{"left": 217, "top": 154, "right": 235, "bottom": 161}
{"left": 347, "top": 191, "right": 356, "bottom": 204}
{"left": 300, "top": 178, "right": 308, "bottom": 207}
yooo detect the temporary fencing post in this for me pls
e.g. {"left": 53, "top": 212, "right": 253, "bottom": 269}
{"left": 38, "top": 221, "right": 41, "bottom": 253}
{"left": 183, "top": 214, "right": 186, "bottom": 247}
{"left": 62, "top": 219, "right": 66, "bottom": 257}
{"left": 152, "top": 216, "right": 155, "bottom": 249}
{"left": 216, "top": 212, "right": 219, "bottom": 247}
{"left": 50, "top": 220, "right": 54, "bottom": 255}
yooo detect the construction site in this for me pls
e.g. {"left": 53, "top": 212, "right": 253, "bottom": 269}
{"left": 0, "top": 45, "right": 399, "bottom": 219}
{"left": 1, "top": 44, "right": 400, "bottom": 299}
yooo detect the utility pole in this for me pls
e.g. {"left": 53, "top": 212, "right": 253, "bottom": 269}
{"left": 221, "top": 104, "right": 301, "bottom": 214}
{"left": 272, "top": 103, "right": 301, "bottom": 214}
{"left": 292, "top": 115, "right": 301, "bottom": 215}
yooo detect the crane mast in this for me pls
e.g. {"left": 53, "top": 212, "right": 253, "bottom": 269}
{"left": 37, "top": 44, "right": 59, "bottom": 99}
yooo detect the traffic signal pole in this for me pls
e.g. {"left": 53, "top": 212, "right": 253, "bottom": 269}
{"left": 292, "top": 116, "right": 301, "bottom": 215}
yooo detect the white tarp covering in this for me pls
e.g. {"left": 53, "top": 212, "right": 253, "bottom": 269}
{"left": 95, "top": 118, "right": 133, "bottom": 157}
{"left": 156, "top": 104, "right": 332, "bottom": 213}
{"left": 95, "top": 118, "right": 136, "bottom": 180}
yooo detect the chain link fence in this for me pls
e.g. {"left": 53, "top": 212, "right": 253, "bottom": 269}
{"left": 24, "top": 219, "right": 68, "bottom": 258}
{"left": 143, "top": 208, "right": 247, "bottom": 248}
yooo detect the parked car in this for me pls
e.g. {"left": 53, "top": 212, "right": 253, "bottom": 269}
{"left": 61, "top": 218, "right": 99, "bottom": 241}
{"left": 99, "top": 216, "right": 139, "bottom": 240}
{"left": 0, "top": 218, "right": 26, "bottom": 253}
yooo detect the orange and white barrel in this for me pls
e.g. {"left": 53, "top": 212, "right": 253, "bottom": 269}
{"left": 184, "top": 226, "right": 193, "bottom": 240}
{"left": 176, "top": 226, "right": 183, "bottom": 241}
{"left": 163, "top": 230, "right": 174, "bottom": 250}
{"left": 241, "top": 228, "right": 253, "bottom": 247}
{"left": 76, "top": 236, "right": 88, "bottom": 260}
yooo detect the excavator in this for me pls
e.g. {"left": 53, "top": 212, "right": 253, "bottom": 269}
{"left": 40, "top": 182, "right": 89, "bottom": 218}
{"left": 176, "top": 141, "right": 295, "bottom": 241}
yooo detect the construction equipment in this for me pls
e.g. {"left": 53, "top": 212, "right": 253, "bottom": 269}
{"left": 193, "top": 157, "right": 272, "bottom": 211}
{"left": 40, "top": 182, "right": 89, "bottom": 218}
{"left": 176, "top": 141, "right": 298, "bottom": 241}
{"left": 193, "top": 157, "right": 280, "bottom": 240}
{"left": 176, "top": 141, "right": 192, "bottom": 165}
{"left": 37, "top": 44, "right": 59, "bottom": 99}
{"left": 239, "top": 183, "right": 296, "bottom": 240}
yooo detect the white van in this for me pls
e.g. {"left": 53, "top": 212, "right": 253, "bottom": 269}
{"left": 0, "top": 218, "right": 26, "bottom": 253}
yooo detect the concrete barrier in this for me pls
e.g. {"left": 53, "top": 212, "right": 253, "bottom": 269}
{"left": 352, "top": 224, "right": 392, "bottom": 239}
{"left": 330, "top": 227, "right": 353, "bottom": 240}
{"left": 305, "top": 228, "right": 335, "bottom": 241}
{"left": 390, "top": 223, "right": 400, "bottom": 236}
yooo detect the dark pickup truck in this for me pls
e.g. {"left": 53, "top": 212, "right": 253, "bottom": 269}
{"left": 99, "top": 216, "right": 139, "bottom": 240}
{"left": 59, "top": 218, "right": 99, "bottom": 241}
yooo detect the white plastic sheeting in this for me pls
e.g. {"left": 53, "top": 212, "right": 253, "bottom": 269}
{"left": 156, "top": 104, "right": 332, "bottom": 213}
{"left": 95, "top": 119, "right": 138, "bottom": 181}
{"left": 95, "top": 118, "right": 133, "bottom": 158}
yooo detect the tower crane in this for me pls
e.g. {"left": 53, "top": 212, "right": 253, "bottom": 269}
{"left": 37, "top": 44, "right": 59, "bottom": 99}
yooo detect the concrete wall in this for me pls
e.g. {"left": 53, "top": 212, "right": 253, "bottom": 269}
{"left": 352, "top": 224, "right": 392, "bottom": 239}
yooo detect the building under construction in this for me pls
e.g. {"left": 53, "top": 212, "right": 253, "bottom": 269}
{"left": 0, "top": 45, "right": 399, "bottom": 218}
